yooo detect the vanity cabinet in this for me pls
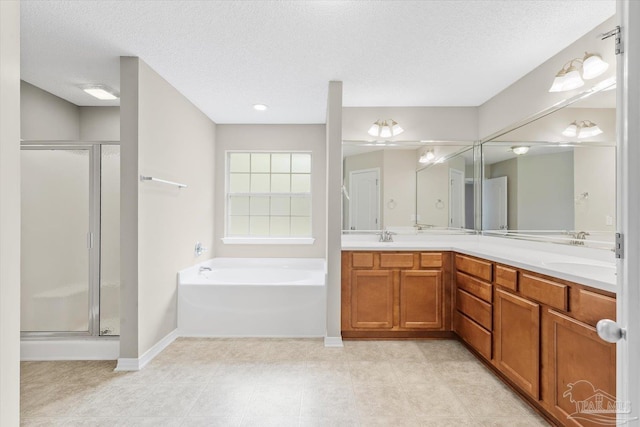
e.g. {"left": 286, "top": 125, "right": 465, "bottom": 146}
{"left": 453, "top": 254, "right": 493, "bottom": 360}
{"left": 341, "top": 251, "right": 451, "bottom": 338}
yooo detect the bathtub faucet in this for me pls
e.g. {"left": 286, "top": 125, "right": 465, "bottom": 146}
{"left": 199, "top": 266, "right": 212, "bottom": 274}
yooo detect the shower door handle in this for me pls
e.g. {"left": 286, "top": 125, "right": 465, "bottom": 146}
{"left": 87, "top": 232, "right": 94, "bottom": 249}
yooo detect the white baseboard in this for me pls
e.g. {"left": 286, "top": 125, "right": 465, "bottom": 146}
{"left": 324, "top": 336, "right": 344, "bottom": 347}
{"left": 115, "top": 329, "right": 178, "bottom": 371}
{"left": 21, "top": 338, "right": 119, "bottom": 361}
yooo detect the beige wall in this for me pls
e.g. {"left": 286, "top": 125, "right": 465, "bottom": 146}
{"left": 342, "top": 106, "right": 477, "bottom": 141}
{"left": 416, "top": 155, "right": 465, "bottom": 228}
{"left": 383, "top": 150, "right": 417, "bottom": 228}
{"left": 21, "top": 81, "right": 119, "bottom": 142}
{"left": 0, "top": 1, "right": 21, "bottom": 424}
{"left": 479, "top": 17, "right": 617, "bottom": 139}
{"left": 80, "top": 106, "right": 120, "bottom": 141}
{"left": 517, "top": 151, "right": 574, "bottom": 230}
{"left": 574, "top": 147, "right": 616, "bottom": 232}
{"left": 214, "top": 124, "right": 326, "bottom": 258}
{"left": 326, "top": 81, "right": 343, "bottom": 342}
{"left": 21, "top": 80, "right": 80, "bottom": 141}
{"left": 120, "top": 57, "right": 216, "bottom": 357}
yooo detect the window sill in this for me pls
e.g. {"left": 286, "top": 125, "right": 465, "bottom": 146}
{"left": 221, "top": 237, "right": 315, "bottom": 245}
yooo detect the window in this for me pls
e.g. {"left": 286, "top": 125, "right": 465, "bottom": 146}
{"left": 224, "top": 151, "right": 313, "bottom": 243}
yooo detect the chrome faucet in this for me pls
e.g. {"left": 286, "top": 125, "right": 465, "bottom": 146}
{"left": 569, "top": 231, "right": 590, "bottom": 245}
{"left": 378, "top": 230, "right": 395, "bottom": 242}
{"left": 199, "top": 266, "right": 212, "bottom": 274}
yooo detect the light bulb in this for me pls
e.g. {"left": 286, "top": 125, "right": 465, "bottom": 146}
{"left": 367, "top": 122, "right": 381, "bottom": 137}
{"left": 562, "top": 122, "right": 579, "bottom": 137}
{"left": 562, "top": 66, "right": 585, "bottom": 91}
{"left": 511, "top": 146, "right": 529, "bottom": 155}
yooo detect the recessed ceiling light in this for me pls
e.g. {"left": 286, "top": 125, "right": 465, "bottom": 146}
{"left": 82, "top": 84, "right": 119, "bottom": 100}
{"left": 253, "top": 104, "right": 268, "bottom": 111}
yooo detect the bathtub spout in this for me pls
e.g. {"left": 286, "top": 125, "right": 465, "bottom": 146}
{"left": 199, "top": 266, "right": 212, "bottom": 274}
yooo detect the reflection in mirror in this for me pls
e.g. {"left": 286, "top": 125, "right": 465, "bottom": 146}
{"left": 482, "top": 83, "right": 615, "bottom": 248}
{"left": 416, "top": 146, "right": 474, "bottom": 230}
{"left": 342, "top": 141, "right": 473, "bottom": 232}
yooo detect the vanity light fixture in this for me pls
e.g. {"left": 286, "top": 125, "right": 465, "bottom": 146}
{"left": 253, "top": 104, "right": 268, "bottom": 111}
{"left": 367, "top": 119, "right": 404, "bottom": 138}
{"left": 419, "top": 149, "right": 436, "bottom": 164}
{"left": 562, "top": 120, "right": 603, "bottom": 139}
{"left": 549, "top": 52, "right": 609, "bottom": 93}
{"left": 82, "top": 84, "right": 119, "bottom": 100}
{"left": 511, "top": 146, "right": 530, "bottom": 155}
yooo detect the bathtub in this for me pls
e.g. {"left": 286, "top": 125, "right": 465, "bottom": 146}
{"left": 178, "top": 258, "right": 326, "bottom": 337}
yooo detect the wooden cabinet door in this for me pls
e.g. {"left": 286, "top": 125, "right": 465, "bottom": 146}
{"left": 350, "top": 270, "right": 394, "bottom": 329}
{"left": 494, "top": 288, "right": 541, "bottom": 399}
{"left": 543, "top": 309, "right": 616, "bottom": 427}
{"left": 399, "top": 270, "right": 443, "bottom": 329}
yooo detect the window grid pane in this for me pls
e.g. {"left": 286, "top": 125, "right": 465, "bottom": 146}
{"left": 227, "top": 152, "right": 312, "bottom": 238}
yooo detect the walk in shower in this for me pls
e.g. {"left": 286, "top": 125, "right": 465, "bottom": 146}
{"left": 20, "top": 144, "right": 120, "bottom": 337}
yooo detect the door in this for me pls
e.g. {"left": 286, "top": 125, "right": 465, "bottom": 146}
{"left": 399, "top": 270, "right": 443, "bottom": 329}
{"left": 449, "top": 168, "right": 464, "bottom": 228}
{"left": 20, "top": 146, "right": 97, "bottom": 334}
{"left": 349, "top": 168, "right": 380, "bottom": 230}
{"left": 483, "top": 176, "right": 508, "bottom": 230}
{"left": 614, "top": 2, "right": 640, "bottom": 425}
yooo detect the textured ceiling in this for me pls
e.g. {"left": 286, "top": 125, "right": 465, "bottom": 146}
{"left": 20, "top": 0, "right": 615, "bottom": 124}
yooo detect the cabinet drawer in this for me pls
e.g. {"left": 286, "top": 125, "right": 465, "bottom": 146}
{"left": 495, "top": 264, "right": 518, "bottom": 291}
{"left": 454, "top": 311, "right": 492, "bottom": 360}
{"left": 456, "top": 271, "right": 492, "bottom": 303}
{"left": 351, "top": 252, "right": 374, "bottom": 268}
{"left": 455, "top": 254, "right": 492, "bottom": 282}
{"left": 520, "top": 273, "right": 568, "bottom": 311}
{"left": 420, "top": 252, "right": 443, "bottom": 268}
{"left": 572, "top": 288, "right": 616, "bottom": 326}
{"left": 456, "top": 289, "right": 492, "bottom": 331}
{"left": 380, "top": 253, "right": 414, "bottom": 268}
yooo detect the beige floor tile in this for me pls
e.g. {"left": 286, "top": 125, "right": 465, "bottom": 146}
{"left": 416, "top": 417, "right": 478, "bottom": 426}
{"left": 253, "top": 361, "right": 311, "bottom": 385}
{"left": 353, "top": 384, "right": 416, "bottom": 419}
{"left": 306, "top": 346, "right": 350, "bottom": 362}
{"left": 20, "top": 418, "right": 67, "bottom": 426}
{"left": 208, "top": 362, "right": 266, "bottom": 386}
{"left": 378, "top": 341, "right": 429, "bottom": 362}
{"left": 304, "top": 361, "right": 352, "bottom": 386}
{"left": 219, "top": 339, "right": 275, "bottom": 361}
{"left": 454, "top": 383, "right": 532, "bottom": 418}
{"left": 181, "top": 417, "right": 243, "bottom": 427}
{"left": 21, "top": 383, "right": 96, "bottom": 417}
{"left": 127, "top": 383, "right": 205, "bottom": 417}
{"left": 392, "top": 362, "right": 442, "bottom": 385}
{"left": 415, "top": 340, "right": 477, "bottom": 363}
{"left": 239, "top": 417, "right": 300, "bottom": 427}
{"left": 299, "top": 417, "right": 360, "bottom": 427}
{"left": 402, "top": 383, "right": 470, "bottom": 418}
{"left": 263, "top": 338, "right": 321, "bottom": 361}
{"left": 187, "top": 384, "right": 254, "bottom": 417}
{"left": 20, "top": 362, "right": 76, "bottom": 384}
{"left": 343, "top": 341, "right": 389, "bottom": 361}
{"left": 358, "top": 417, "right": 424, "bottom": 427}
{"left": 64, "top": 418, "right": 184, "bottom": 427}
{"left": 244, "top": 384, "right": 303, "bottom": 418}
{"left": 433, "top": 360, "right": 498, "bottom": 387}
{"left": 349, "top": 361, "right": 399, "bottom": 386}
{"left": 479, "top": 417, "right": 552, "bottom": 426}
{"left": 300, "top": 384, "right": 357, "bottom": 418}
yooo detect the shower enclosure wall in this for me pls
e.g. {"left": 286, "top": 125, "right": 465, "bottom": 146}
{"left": 20, "top": 144, "right": 120, "bottom": 337}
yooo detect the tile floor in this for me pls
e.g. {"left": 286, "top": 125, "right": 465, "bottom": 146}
{"left": 20, "top": 339, "right": 550, "bottom": 426}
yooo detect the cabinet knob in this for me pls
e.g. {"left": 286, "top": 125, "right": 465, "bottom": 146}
{"left": 596, "top": 319, "right": 626, "bottom": 343}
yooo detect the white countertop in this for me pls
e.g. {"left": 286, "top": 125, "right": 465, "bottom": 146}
{"left": 342, "top": 234, "right": 617, "bottom": 294}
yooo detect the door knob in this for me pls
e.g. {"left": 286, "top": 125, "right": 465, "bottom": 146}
{"left": 596, "top": 319, "right": 626, "bottom": 343}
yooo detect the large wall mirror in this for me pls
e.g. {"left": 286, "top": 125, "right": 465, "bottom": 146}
{"left": 342, "top": 141, "right": 474, "bottom": 232}
{"left": 481, "top": 83, "right": 616, "bottom": 248}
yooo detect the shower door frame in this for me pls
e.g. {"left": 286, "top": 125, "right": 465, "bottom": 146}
{"left": 20, "top": 142, "right": 113, "bottom": 338}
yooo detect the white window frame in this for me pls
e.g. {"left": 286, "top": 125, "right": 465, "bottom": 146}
{"left": 222, "top": 150, "right": 315, "bottom": 245}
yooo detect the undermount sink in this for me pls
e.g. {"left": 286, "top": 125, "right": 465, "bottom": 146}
{"left": 542, "top": 261, "right": 616, "bottom": 277}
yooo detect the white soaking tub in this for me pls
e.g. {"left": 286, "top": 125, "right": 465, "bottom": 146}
{"left": 178, "top": 258, "right": 326, "bottom": 337}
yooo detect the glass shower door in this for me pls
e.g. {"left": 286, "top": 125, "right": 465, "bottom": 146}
{"left": 20, "top": 146, "right": 95, "bottom": 334}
